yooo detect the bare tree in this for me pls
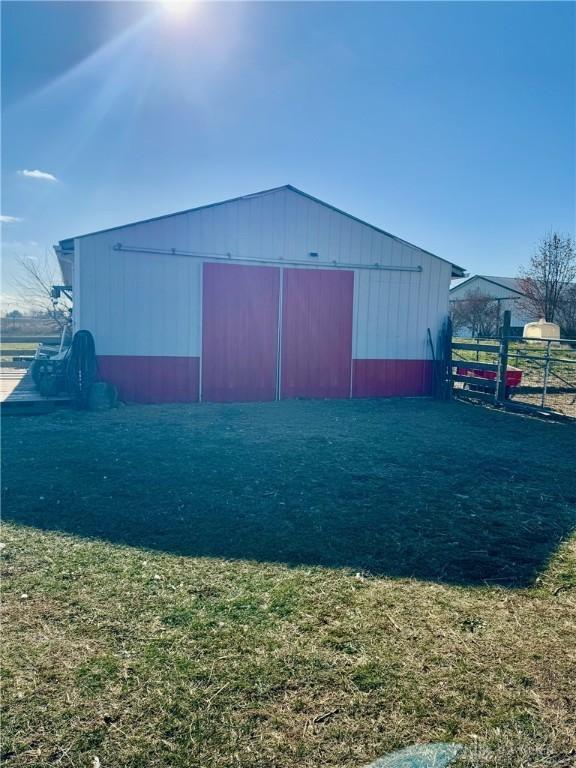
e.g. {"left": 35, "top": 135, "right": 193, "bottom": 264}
{"left": 451, "top": 289, "right": 500, "bottom": 337}
{"left": 557, "top": 283, "right": 576, "bottom": 338}
{"left": 13, "top": 252, "right": 71, "bottom": 331}
{"left": 518, "top": 233, "right": 575, "bottom": 323}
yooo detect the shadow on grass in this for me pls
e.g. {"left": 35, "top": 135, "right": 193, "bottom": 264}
{"left": 2, "top": 399, "right": 575, "bottom": 587}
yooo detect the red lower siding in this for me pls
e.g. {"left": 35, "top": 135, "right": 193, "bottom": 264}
{"left": 98, "top": 356, "right": 200, "bottom": 404}
{"left": 352, "top": 359, "right": 434, "bottom": 398}
{"left": 97, "top": 355, "right": 432, "bottom": 404}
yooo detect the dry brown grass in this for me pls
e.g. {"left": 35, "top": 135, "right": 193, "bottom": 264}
{"left": 2, "top": 399, "right": 575, "bottom": 767}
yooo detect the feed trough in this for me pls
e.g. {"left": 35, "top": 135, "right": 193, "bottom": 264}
{"left": 456, "top": 364, "right": 522, "bottom": 398}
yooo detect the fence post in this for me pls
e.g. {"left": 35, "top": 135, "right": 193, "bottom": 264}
{"left": 542, "top": 340, "right": 551, "bottom": 408}
{"left": 445, "top": 316, "right": 453, "bottom": 400}
{"left": 496, "top": 310, "right": 511, "bottom": 403}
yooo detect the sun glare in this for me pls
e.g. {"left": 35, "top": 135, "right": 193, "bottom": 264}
{"left": 159, "top": 0, "right": 195, "bottom": 19}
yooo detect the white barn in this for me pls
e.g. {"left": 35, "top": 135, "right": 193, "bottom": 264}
{"left": 450, "top": 274, "right": 534, "bottom": 336}
{"left": 55, "top": 185, "right": 464, "bottom": 403}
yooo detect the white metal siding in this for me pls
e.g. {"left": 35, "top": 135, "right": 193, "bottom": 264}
{"left": 354, "top": 254, "right": 450, "bottom": 359}
{"left": 76, "top": 239, "right": 202, "bottom": 357}
{"left": 75, "top": 187, "right": 451, "bottom": 360}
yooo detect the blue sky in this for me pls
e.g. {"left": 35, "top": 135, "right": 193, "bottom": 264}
{"left": 2, "top": 1, "right": 574, "bottom": 309}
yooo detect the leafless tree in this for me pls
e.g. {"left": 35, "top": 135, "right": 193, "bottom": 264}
{"left": 451, "top": 289, "right": 500, "bottom": 337}
{"left": 13, "top": 252, "right": 71, "bottom": 331}
{"left": 518, "top": 233, "right": 575, "bottom": 323}
{"left": 557, "top": 283, "right": 576, "bottom": 338}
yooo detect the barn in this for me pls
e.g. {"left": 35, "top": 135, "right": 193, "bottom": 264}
{"left": 55, "top": 185, "right": 465, "bottom": 404}
{"left": 450, "top": 274, "right": 534, "bottom": 336}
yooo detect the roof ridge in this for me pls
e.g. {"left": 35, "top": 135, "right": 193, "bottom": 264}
{"left": 450, "top": 274, "right": 525, "bottom": 296}
{"left": 59, "top": 184, "right": 465, "bottom": 276}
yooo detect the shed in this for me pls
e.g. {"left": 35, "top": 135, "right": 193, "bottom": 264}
{"left": 55, "top": 185, "right": 464, "bottom": 403}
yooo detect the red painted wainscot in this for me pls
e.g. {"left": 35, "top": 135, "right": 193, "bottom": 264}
{"left": 97, "top": 356, "right": 200, "bottom": 404}
{"left": 352, "top": 359, "right": 434, "bottom": 398}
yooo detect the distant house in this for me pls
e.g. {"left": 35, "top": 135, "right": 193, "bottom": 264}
{"left": 450, "top": 275, "right": 534, "bottom": 336}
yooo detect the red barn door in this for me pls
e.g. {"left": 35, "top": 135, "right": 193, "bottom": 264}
{"left": 202, "top": 263, "right": 280, "bottom": 402}
{"left": 281, "top": 269, "right": 354, "bottom": 399}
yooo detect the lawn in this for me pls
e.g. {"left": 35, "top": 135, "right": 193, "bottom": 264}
{"left": 2, "top": 398, "right": 575, "bottom": 767}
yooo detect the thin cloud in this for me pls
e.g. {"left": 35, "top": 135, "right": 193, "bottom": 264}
{"left": 0, "top": 215, "right": 23, "bottom": 223}
{"left": 18, "top": 169, "right": 58, "bottom": 181}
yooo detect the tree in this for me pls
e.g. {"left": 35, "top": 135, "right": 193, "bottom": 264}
{"left": 13, "top": 252, "right": 71, "bottom": 331}
{"left": 4, "top": 309, "right": 24, "bottom": 331}
{"left": 557, "top": 283, "right": 576, "bottom": 338}
{"left": 518, "top": 233, "right": 575, "bottom": 323}
{"left": 451, "top": 289, "right": 500, "bottom": 337}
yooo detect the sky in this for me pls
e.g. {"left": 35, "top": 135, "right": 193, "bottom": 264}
{"left": 1, "top": 0, "right": 575, "bottom": 311}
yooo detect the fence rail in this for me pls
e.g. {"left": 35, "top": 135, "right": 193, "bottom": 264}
{"left": 449, "top": 310, "right": 576, "bottom": 420}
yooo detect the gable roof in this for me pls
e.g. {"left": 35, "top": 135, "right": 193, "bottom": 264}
{"left": 450, "top": 274, "right": 525, "bottom": 296}
{"left": 59, "top": 185, "right": 465, "bottom": 277}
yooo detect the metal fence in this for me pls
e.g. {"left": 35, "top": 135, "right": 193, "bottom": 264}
{"left": 452, "top": 336, "right": 576, "bottom": 419}
{"left": 450, "top": 311, "right": 576, "bottom": 420}
{"left": 506, "top": 338, "right": 576, "bottom": 418}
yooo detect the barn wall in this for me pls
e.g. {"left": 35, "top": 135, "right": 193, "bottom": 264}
{"left": 76, "top": 239, "right": 202, "bottom": 357}
{"left": 354, "top": 256, "right": 449, "bottom": 359}
{"left": 76, "top": 238, "right": 202, "bottom": 402}
{"left": 71, "top": 239, "right": 81, "bottom": 336}
{"left": 352, "top": 254, "right": 449, "bottom": 396}
{"left": 74, "top": 187, "right": 452, "bottom": 402}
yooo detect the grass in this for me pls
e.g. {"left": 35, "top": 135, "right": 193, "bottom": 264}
{"left": 0, "top": 344, "right": 38, "bottom": 351}
{"left": 2, "top": 398, "right": 575, "bottom": 767}
{"left": 0, "top": 343, "right": 38, "bottom": 367}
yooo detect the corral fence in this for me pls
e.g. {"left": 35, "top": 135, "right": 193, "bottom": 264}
{"left": 447, "top": 310, "right": 576, "bottom": 420}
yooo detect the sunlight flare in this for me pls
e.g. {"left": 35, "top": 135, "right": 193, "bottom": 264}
{"left": 158, "top": 0, "right": 196, "bottom": 20}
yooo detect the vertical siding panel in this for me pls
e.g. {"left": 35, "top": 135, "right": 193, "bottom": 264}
{"left": 317, "top": 204, "right": 330, "bottom": 260}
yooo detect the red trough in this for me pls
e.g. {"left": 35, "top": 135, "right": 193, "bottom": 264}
{"left": 456, "top": 365, "right": 523, "bottom": 390}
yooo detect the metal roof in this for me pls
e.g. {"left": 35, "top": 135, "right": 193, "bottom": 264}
{"left": 450, "top": 274, "right": 525, "bottom": 296}
{"left": 59, "top": 184, "right": 466, "bottom": 277}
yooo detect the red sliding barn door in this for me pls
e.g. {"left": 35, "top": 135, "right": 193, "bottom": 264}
{"left": 202, "top": 263, "right": 280, "bottom": 402}
{"left": 281, "top": 269, "right": 354, "bottom": 399}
